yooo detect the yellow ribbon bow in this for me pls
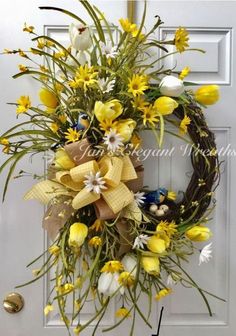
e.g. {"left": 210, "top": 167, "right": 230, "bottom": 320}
{"left": 24, "top": 155, "right": 137, "bottom": 215}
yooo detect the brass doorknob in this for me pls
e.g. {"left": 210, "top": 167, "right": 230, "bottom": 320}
{"left": 3, "top": 292, "right": 24, "bottom": 313}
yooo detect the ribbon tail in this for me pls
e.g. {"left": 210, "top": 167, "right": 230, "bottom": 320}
{"left": 24, "top": 180, "right": 69, "bottom": 205}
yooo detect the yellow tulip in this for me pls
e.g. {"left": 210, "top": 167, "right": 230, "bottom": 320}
{"left": 154, "top": 96, "right": 178, "bottom": 115}
{"left": 185, "top": 225, "right": 212, "bottom": 242}
{"left": 147, "top": 235, "right": 166, "bottom": 254}
{"left": 68, "top": 223, "right": 88, "bottom": 248}
{"left": 141, "top": 256, "right": 160, "bottom": 275}
{"left": 94, "top": 99, "right": 123, "bottom": 122}
{"left": 39, "top": 87, "right": 59, "bottom": 109}
{"left": 55, "top": 148, "right": 75, "bottom": 170}
{"left": 114, "top": 119, "right": 136, "bottom": 141}
{"left": 195, "top": 85, "right": 220, "bottom": 105}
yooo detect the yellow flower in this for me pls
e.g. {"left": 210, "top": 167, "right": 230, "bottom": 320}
{"left": 18, "top": 49, "right": 27, "bottom": 58}
{"left": 0, "top": 138, "right": 9, "bottom": 146}
{"left": 23, "top": 23, "right": 35, "bottom": 33}
{"left": 132, "top": 96, "right": 149, "bottom": 110}
{"left": 115, "top": 307, "right": 131, "bottom": 318}
{"left": 167, "top": 190, "right": 177, "bottom": 201}
{"left": 64, "top": 128, "right": 81, "bottom": 143}
{"left": 118, "top": 272, "right": 135, "bottom": 287}
{"left": 89, "top": 219, "right": 104, "bottom": 232}
{"left": 48, "top": 245, "right": 60, "bottom": 256}
{"left": 69, "top": 65, "right": 98, "bottom": 91}
{"left": 50, "top": 122, "right": 59, "bottom": 133}
{"left": 186, "top": 225, "right": 212, "bottom": 242}
{"left": 175, "top": 27, "right": 189, "bottom": 53}
{"left": 44, "top": 304, "right": 54, "bottom": 316}
{"left": 130, "top": 133, "right": 142, "bottom": 148}
{"left": 155, "top": 288, "right": 172, "bottom": 300}
{"left": 131, "top": 29, "right": 145, "bottom": 40}
{"left": 154, "top": 96, "right": 178, "bottom": 115}
{"left": 55, "top": 148, "right": 75, "bottom": 169}
{"left": 179, "top": 66, "right": 190, "bottom": 80}
{"left": 179, "top": 115, "right": 191, "bottom": 135}
{"left": 156, "top": 221, "right": 177, "bottom": 237}
{"left": 147, "top": 235, "right": 167, "bottom": 254}
{"left": 101, "top": 260, "right": 123, "bottom": 273}
{"left": 62, "top": 283, "right": 74, "bottom": 294}
{"left": 114, "top": 119, "right": 136, "bottom": 141}
{"left": 141, "top": 256, "right": 160, "bottom": 275}
{"left": 37, "top": 38, "right": 54, "bottom": 49}
{"left": 128, "top": 74, "right": 149, "bottom": 97}
{"left": 16, "top": 95, "right": 31, "bottom": 114}
{"left": 141, "top": 104, "right": 159, "bottom": 126}
{"left": 39, "top": 88, "right": 59, "bottom": 109}
{"left": 89, "top": 236, "right": 102, "bottom": 247}
{"left": 119, "top": 18, "right": 137, "bottom": 33}
{"left": 194, "top": 85, "right": 220, "bottom": 105}
{"left": 54, "top": 50, "right": 67, "bottom": 59}
{"left": 69, "top": 223, "right": 88, "bottom": 248}
{"left": 73, "top": 326, "right": 81, "bottom": 335}
{"left": 58, "top": 114, "right": 67, "bottom": 124}
{"left": 94, "top": 99, "right": 123, "bottom": 123}
{"left": 40, "top": 65, "right": 49, "bottom": 73}
{"left": 99, "top": 119, "right": 116, "bottom": 133}
{"left": 18, "top": 64, "right": 28, "bottom": 72}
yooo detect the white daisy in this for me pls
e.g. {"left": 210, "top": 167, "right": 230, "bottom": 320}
{"left": 134, "top": 191, "right": 145, "bottom": 207}
{"left": 100, "top": 42, "right": 118, "bottom": 59}
{"left": 103, "top": 130, "right": 123, "bottom": 152}
{"left": 84, "top": 171, "right": 107, "bottom": 194}
{"left": 132, "top": 234, "right": 150, "bottom": 249}
{"left": 199, "top": 242, "right": 213, "bottom": 266}
{"left": 98, "top": 78, "right": 115, "bottom": 93}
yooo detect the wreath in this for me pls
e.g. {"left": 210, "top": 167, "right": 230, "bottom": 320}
{"left": 0, "top": 1, "right": 223, "bottom": 335}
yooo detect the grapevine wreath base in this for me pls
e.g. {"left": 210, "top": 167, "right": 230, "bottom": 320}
{"left": 0, "top": 1, "right": 223, "bottom": 335}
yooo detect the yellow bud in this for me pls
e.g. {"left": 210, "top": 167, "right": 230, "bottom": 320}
{"left": 195, "top": 85, "right": 220, "bottom": 105}
{"left": 118, "top": 271, "right": 135, "bottom": 287}
{"left": 147, "top": 235, "right": 166, "bottom": 254}
{"left": 69, "top": 223, "right": 88, "bottom": 248}
{"left": 141, "top": 256, "right": 160, "bottom": 275}
{"left": 44, "top": 304, "right": 54, "bottom": 316}
{"left": 186, "top": 225, "right": 212, "bottom": 242}
{"left": 48, "top": 245, "right": 60, "bottom": 256}
{"left": 94, "top": 99, "right": 123, "bottom": 123}
{"left": 154, "top": 96, "right": 178, "bottom": 115}
{"left": 39, "top": 87, "right": 59, "bottom": 109}
{"left": 55, "top": 148, "right": 75, "bottom": 170}
{"left": 114, "top": 119, "right": 136, "bottom": 141}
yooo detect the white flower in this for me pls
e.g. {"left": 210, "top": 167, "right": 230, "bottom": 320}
{"left": 69, "top": 23, "right": 92, "bottom": 51}
{"left": 100, "top": 42, "right": 118, "bottom": 59}
{"left": 98, "top": 78, "right": 115, "bottom": 93}
{"left": 84, "top": 171, "right": 107, "bottom": 194}
{"left": 199, "top": 242, "right": 213, "bottom": 266}
{"left": 134, "top": 191, "right": 145, "bottom": 207}
{"left": 121, "top": 254, "right": 137, "bottom": 277}
{"left": 103, "top": 130, "right": 123, "bottom": 152}
{"left": 133, "top": 234, "right": 150, "bottom": 249}
{"left": 98, "top": 272, "right": 124, "bottom": 296}
{"left": 159, "top": 75, "right": 184, "bottom": 97}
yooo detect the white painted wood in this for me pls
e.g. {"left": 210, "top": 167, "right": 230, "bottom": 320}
{"left": 1, "top": 1, "right": 236, "bottom": 336}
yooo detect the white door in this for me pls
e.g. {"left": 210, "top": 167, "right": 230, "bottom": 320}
{"left": 0, "top": 1, "right": 235, "bottom": 336}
